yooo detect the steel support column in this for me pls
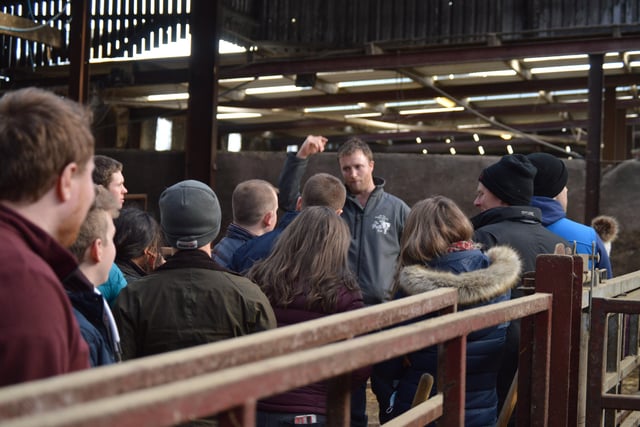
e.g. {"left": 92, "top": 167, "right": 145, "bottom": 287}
{"left": 185, "top": 0, "right": 220, "bottom": 184}
{"left": 68, "top": 0, "right": 90, "bottom": 103}
{"left": 585, "top": 54, "right": 604, "bottom": 224}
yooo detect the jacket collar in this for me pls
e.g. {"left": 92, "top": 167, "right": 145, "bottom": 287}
{"left": 398, "top": 246, "right": 521, "bottom": 305}
{"left": 0, "top": 203, "right": 78, "bottom": 282}
{"left": 470, "top": 205, "right": 542, "bottom": 230}
{"left": 530, "top": 196, "right": 565, "bottom": 226}
{"left": 158, "top": 249, "right": 230, "bottom": 272}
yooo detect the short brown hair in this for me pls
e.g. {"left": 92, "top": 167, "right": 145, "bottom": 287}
{"left": 232, "top": 179, "right": 278, "bottom": 226}
{"left": 398, "top": 195, "right": 474, "bottom": 266}
{"left": 69, "top": 186, "right": 120, "bottom": 261}
{"left": 337, "top": 137, "right": 373, "bottom": 162}
{"left": 0, "top": 88, "right": 94, "bottom": 202}
{"left": 301, "top": 173, "right": 346, "bottom": 211}
{"left": 93, "top": 155, "right": 123, "bottom": 188}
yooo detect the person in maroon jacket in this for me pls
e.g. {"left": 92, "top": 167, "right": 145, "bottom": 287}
{"left": 0, "top": 87, "right": 95, "bottom": 386}
{"left": 247, "top": 206, "right": 368, "bottom": 427}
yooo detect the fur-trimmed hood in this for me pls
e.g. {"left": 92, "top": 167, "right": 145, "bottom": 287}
{"left": 398, "top": 246, "right": 521, "bottom": 306}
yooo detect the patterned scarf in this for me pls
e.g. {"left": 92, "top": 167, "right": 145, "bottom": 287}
{"left": 447, "top": 240, "right": 477, "bottom": 253}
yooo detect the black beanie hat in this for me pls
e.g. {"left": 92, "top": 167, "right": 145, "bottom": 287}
{"left": 479, "top": 154, "right": 537, "bottom": 206}
{"left": 527, "top": 152, "right": 569, "bottom": 198}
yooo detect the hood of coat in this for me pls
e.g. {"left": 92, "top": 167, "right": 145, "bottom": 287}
{"left": 398, "top": 246, "right": 521, "bottom": 306}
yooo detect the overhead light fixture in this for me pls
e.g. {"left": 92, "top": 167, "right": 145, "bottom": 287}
{"left": 305, "top": 105, "right": 361, "bottom": 113}
{"left": 416, "top": 137, "right": 422, "bottom": 144}
{"left": 506, "top": 144, "right": 514, "bottom": 154}
{"left": 399, "top": 106, "right": 464, "bottom": 115}
{"left": 501, "top": 133, "right": 513, "bottom": 140}
{"left": 478, "top": 145, "right": 485, "bottom": 155}
{"left": 146, "top": 92, "right": 189, "bottom": 101}
{"left": 422, "top": 148, "right": 428, "bottom": 154}
{"left": 435, "top": 96, "right": 456, "bottom": 108}
{"left": 337, "top": 77, "right": 412, "bottom": 88}
{"left": 344, "top": 112, "right": 382, "bottom": 118}
{"left": 457, "top": 123, "right": 491, "bottom": 129}
{"left": 530, "top": 64, "right": 589, "bottom": 74}
{"left": 445, "top": 137, "right": 452, "bottom": 144}
{"left": 523, "top": 54, "right": 587, "bottom": 63}
{"left": 216, "top": 112, "right": 262, "bottom": 120}
{"left": 473, "top": 133, "right": 480, "bottom": 142}
{"left": 565, "top": 145, "right": 572, "bottom": 153}
{"left": 245, "top": 85, "right": 306, "bottom": 95}
{"left": 449, "top": 147, "right": 456, "bottom": 155}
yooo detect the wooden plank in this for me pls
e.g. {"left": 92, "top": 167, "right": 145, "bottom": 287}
{"left": 0, "top": 11, "right": 62, "bottom": 47}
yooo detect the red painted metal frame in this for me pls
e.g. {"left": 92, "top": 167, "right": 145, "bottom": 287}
{"left": 530, "top": 254, "right": 583, "bottom": 426}
{"left": 0, "top": 288, "right": 458, "bottom": 420}
{"left": 586, "top": 297, "right": 640, "bottom": 427}
{"left": 0, "top": 294, "right": 552, "bottom": 427}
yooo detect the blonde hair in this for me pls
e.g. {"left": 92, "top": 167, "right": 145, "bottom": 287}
{"left": 69, "top": 186, "right": 120, "bottom": 261}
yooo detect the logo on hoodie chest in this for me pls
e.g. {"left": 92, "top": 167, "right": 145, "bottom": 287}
{"left": 372, "top": 214, "right": 391, "bottom": 234}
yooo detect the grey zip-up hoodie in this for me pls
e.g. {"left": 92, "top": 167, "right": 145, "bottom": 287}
{"left": 342, "top": 177, "right": 409, "bottom": 305}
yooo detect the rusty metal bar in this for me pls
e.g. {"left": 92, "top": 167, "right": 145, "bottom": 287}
{"left": 439, "top": 336, "right": 466, "bottom": 426}
{"left": 601, "top": 394, "right": 640, "bottom": 410}
{"left": 0, "top": 294, "right": 552, "bottom": 427}
{"left": 586, "top": 297, "right": 640, "bottom": 426}
{"left": 568, "top": 256, "right": 584, "bottom": 427}
{"left": 0, "top": 289, "right": 458, "bottom": 419}
{"left": 587, "top": 297, "right": 607, "bottom": 427}
{"left": 534, "top": 254, "right": 581, "bottom": 426}
{"left": 326, "top": 374, "right": 351, "bottom": 425}
{"left": 534, "top": 307, "right": 552, "bottom": 427}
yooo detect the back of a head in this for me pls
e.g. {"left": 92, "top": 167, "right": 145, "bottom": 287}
{"left": 114, "top": 207, "right": 163, "bottom": 260}
{"left": 478, "top": 154, "right": 537, "bottom": 206}
{"left": 526, "top": 152, "right": 568, "bottom": 198}
{"left": 231, "top": 179, "right": 277, "bottom": 226}
{"left": 93, "top": 155, "right": 123, "bottom": 188}
{"left": 400, "top": 195, "right": 474, "bottom": 265}
{"left": 69, "top": 186, "right": 119, "bottom": 261}
{"left": 159, "top": 180, "right": 221, "bottom": 250}
{"left": 247, "top": 205, "right": 352, "bottom": 308}
{"left": 337, "top": 137, "right": 373, "bottom": 161}
{"left": 0, "top": 87, "right": 94, "bottom": 203}
{"left": 301, "top": 173, "right": 346, "bottom": 211}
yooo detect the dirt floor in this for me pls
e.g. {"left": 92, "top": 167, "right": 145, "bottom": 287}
{"left": 366, "top": 382, "right": 381, "bottom": 426}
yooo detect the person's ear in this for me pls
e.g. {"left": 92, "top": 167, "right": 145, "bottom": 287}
{"left": 295, "top": 196, "right": 303, "bottom": 211}
{"left": 89, "top": 238, "right": 103, "bottom": 263}
{"left": 263, "top": 210, "right": 276, "bottom": 228}
{"left": 369, "top": 160, "right": 375, "bottom": 172}
{"left": 56, "top": 162, "right": 78, "bottom": 202}
{"left": 336, "top": 208, "right": 343, "bottom": 216}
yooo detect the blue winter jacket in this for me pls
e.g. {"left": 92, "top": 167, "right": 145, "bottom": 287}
{"left": 531, "top": 196, "right": 612, "bottom": 278}
{"left": 373, "top": 246, "right": 521, "bottom": 427}
{"left": 212, "top": 223, "right": 255, "bottom": 269}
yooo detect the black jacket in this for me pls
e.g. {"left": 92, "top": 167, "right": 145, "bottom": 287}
{"left": 471, "top": 206, "right": 568, "bottom": 276}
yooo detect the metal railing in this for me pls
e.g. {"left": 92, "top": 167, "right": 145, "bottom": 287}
{"left": 0, "top": 284, "right": 555, "bottom": 426}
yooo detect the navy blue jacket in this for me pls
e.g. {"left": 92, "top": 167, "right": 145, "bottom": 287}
{"left": 65, "top": 270, "right": 119, "bottom": 367}
{"left": 212, "top": 223, "right": 255, "bottom": 269}
{"left": 373, "top": 246, "right": 521, "bottom": 426}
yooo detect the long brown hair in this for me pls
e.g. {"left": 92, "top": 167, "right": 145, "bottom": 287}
{"left": 246, "top": 206, "right": 358, "bottom": 312}
{"left": 398, "top": 195, "right": 474, "bottom": 267}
